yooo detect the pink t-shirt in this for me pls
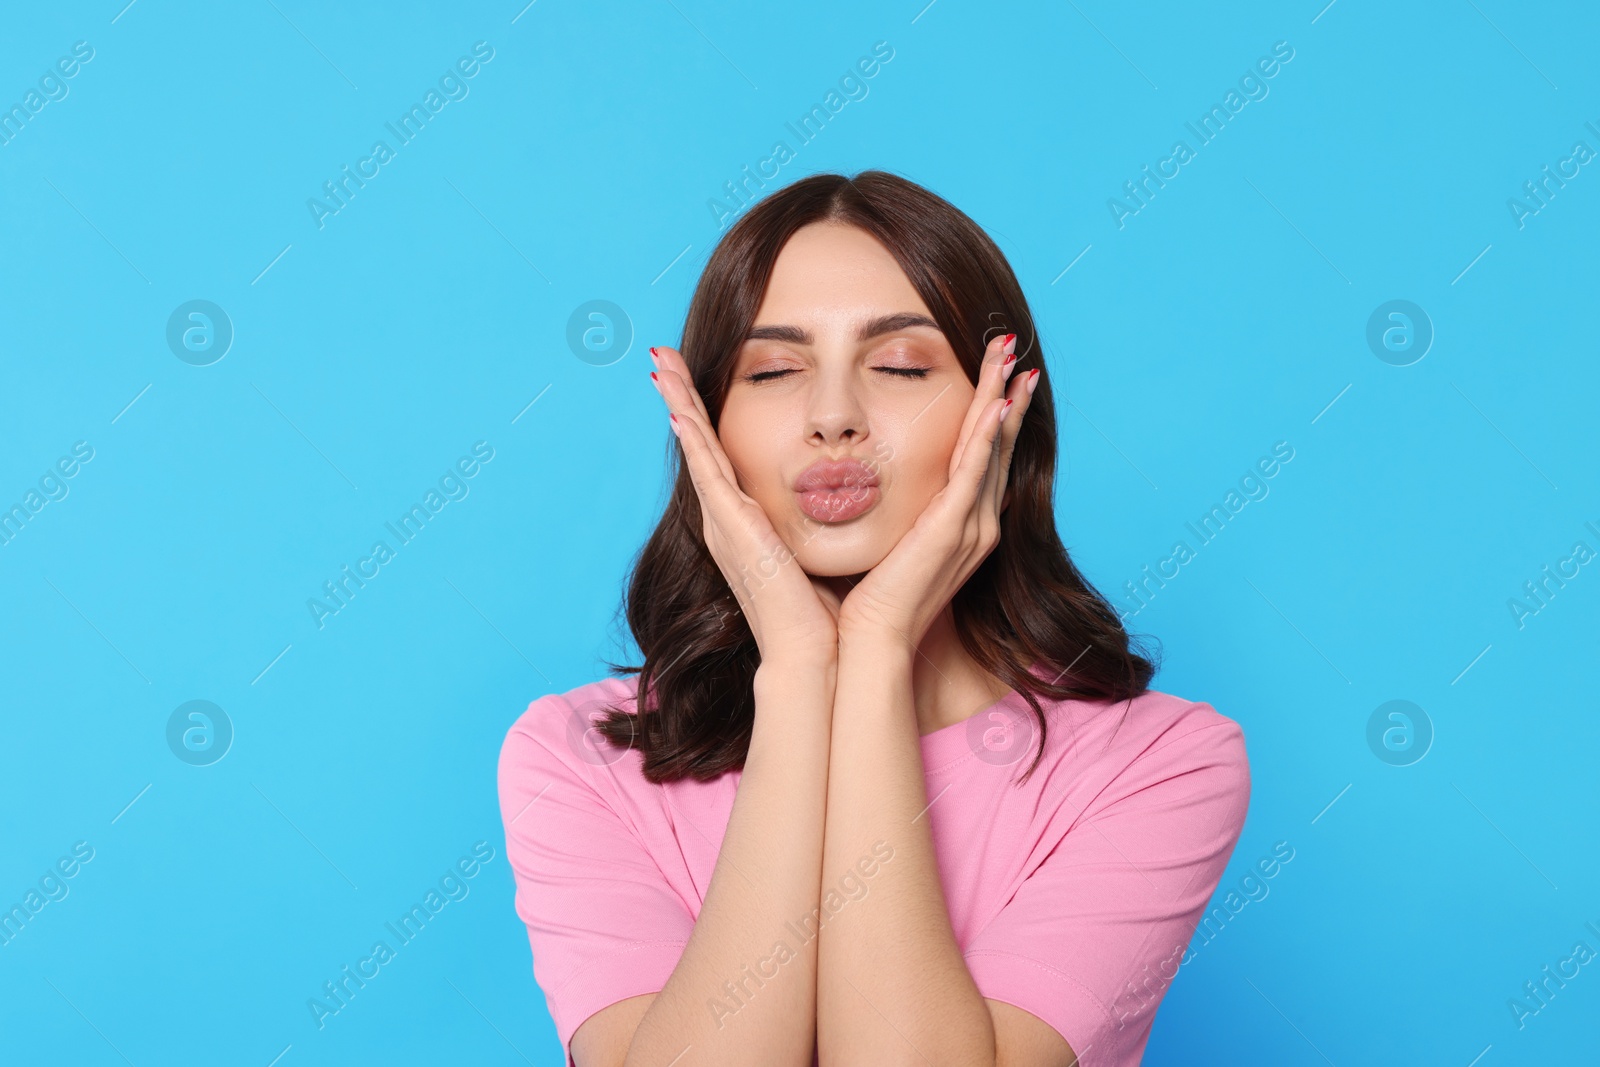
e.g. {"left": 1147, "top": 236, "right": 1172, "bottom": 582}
{"left": 498, "top": 669, "right": 1250, "bottom": 1066}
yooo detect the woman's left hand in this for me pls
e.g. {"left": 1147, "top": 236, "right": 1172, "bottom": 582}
{"left": 836, "top": 331, "right": 1038, "bottom": 652}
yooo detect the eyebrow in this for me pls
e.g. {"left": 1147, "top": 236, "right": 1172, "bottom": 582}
{"left": 744, "top": 311, "right": 941, "bottom": 345}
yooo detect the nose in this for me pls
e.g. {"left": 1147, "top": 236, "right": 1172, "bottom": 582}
{"left": 804, "top": 363, "right": 869, "bottom": 448}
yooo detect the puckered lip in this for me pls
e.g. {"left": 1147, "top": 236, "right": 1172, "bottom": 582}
{"left": 793, "top": 457, "right": 880, "bottom": 493}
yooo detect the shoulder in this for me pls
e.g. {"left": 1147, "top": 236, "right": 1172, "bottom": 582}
{"left": 1129, "top": 688, "right": 1250, "bottom": 816}
{"left": 1049, "top": 685, "right": 1251, "bottom": 813}
{"left": 1120, "top": 687, "right": 1249, "bottom": 770}
{"left": 496, "top": 674, "right": 641, "bottom": 796}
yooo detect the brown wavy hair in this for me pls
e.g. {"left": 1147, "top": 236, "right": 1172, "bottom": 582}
{"left": 595, "top": 169, "right": 1158, "bottom": 784}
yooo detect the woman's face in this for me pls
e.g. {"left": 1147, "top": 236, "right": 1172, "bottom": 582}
{"left": 717, "top": 221, "right": 978, "bottom": 578}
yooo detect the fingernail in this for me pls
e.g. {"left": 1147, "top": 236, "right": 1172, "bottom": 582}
{"left": 1002, "top": 354, "right": 1017, "bottom": 381}
{"left": 669, "top": 412, "right": 680, "bottom": 434}
{"left": 1026, "top": 368, "right": 1040, "bottom": 394}
{"left": 650, "top": 370, "right": 660, "bottom": 390}
{"left": 1003, "top": 398, "right": 1014, "bottom": 416}
{"left": 1002, "top": 333, "right": 1017, "bottom": 357}
{"left": 649, "top": 347, "right": 659, "bottom": 365}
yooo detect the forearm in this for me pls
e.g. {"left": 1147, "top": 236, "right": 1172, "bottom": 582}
{"left": 625, "top": 656, "right": 835, "bottom": 1067}
{"left": 816, "top": 635, "right": 995, "bottom": 1067}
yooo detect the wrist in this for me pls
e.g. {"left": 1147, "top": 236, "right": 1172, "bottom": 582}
{"left": 837, "top": 623, "right": 915, "bottom": 668}
{"left": 755, "top": 648, "right": 838, "bottom": 682}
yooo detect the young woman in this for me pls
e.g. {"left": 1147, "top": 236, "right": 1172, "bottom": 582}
{"left": 498, "top": 171, "right": 1250, "bottom": 1067}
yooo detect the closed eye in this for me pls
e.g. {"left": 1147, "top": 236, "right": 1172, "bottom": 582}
{"left": 742, "top": 367, "right": 930, "bottom": 383}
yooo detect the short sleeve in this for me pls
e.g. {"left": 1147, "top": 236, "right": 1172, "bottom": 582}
{"left": 961, "top": 715, "right": 1250, "bottom": 1064}
{"left": 497, "top": 697, "right": 696, "bottom": 1063}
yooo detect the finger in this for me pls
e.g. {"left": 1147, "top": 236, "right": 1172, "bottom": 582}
{"left": 650, "top": 345, "right": 727, "bottom": 472}
{"left": 666, "top": 393, "right": 791, "bottom": 542}
{"left": 950, "top": 332, "right": 1017, "bottom": 479}
{"left": 984, "top": 368, "right": 1034, "bottom": 515}
{"left": 649, "top": 346, "right": 715, "bottom": 427}
{"left": 651, "top": 359, "right": 741, "bottom": 489}
{"left": 654, "top": 345, "right": 757, "bottom": 493}
{"left": 950, "top": 330, "right": 1015, "bottom": 481}
{"left": 667, "top": 409, "right": 727, "bottom": 507}
{"left": 981, "top": 394, "right": 1006, "bottom": 516}
{"left": 954, "top": 395, "right": 1010, "bottom": 505}
{"left": 668, "top": 409, "right": 777, "bottom": 562}
{"left": 981, "top": 381, "right": 1012, "bottom": 514}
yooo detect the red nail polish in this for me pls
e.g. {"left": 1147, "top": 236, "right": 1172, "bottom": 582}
{"left": 1003, "top": 399, "right": 1014, "bottom": 414}
{"left": 650, "top": 371, "right": 658, "bottom": 381}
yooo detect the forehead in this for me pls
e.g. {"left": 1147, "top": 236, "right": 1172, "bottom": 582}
{"left": 752, "top": 222, "right": 932, "bottom": 330}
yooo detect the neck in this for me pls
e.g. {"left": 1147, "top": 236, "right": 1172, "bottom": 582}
{"left": 909, "top": 606, "right": 1013, "bottom": 736}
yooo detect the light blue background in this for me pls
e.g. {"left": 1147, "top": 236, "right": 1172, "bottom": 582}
{"left": 2, "top": 1, "right": 1596, "bottom": 1064}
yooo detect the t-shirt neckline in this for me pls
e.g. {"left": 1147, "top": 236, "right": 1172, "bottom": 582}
{"left": 918, "top": 686, "right": 1028, "bottom": 774}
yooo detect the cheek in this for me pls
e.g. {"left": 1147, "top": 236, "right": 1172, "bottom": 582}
{"left": 878, "top": 420, "right": 959, "bottom": 519}
{"left": 716, "top": 404, "right": 786, "bottom": 499}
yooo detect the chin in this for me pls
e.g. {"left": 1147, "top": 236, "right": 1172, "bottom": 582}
{"left": 799, "top": 555, "right": 880, "bottom": 579}
{"left": 790, "top": 525, "right": 895, "bottom": 578}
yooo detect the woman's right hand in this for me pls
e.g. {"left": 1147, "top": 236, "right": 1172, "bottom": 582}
{"left": 649, "top": 344, "right": 840, "bottom": 668}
